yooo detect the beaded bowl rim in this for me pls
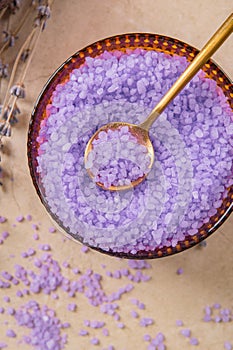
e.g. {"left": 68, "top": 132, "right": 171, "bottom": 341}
{"left": 27, "top": 32, "right": 233, "bottom": 259}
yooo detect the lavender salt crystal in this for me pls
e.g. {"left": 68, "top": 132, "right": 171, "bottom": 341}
{"left": 85, "top": 126, "right": 152, "bottom": 189}
{"left": 36, "top": 48, "right": 233, "bottom": 254}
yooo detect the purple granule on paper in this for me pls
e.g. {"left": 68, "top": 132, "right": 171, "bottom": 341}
{"left": 7, "top": 307, "right": 15, "bottom": 315}
{"left": 38, "top": 244, "right": 51, "bottom": 251}
{"left": 143, "top": 334, "right": 151, "bottom": 342}
{"left": 0, "top": 342, "right": 7, "bottom": 349}
{"left": 140, "top": 317, "right": 154, "bottom": 327}
{"left": 32, "top": 224, "right": 38, "bottom": 230}
{"left": 67, "top": 303, "right": 77, "bottom": 312}
{"left": 26, "top": 214, "right": 32, "bottom": 221}
{"left": 176, "top": 268, "right": 184, "bottom": 275}
{"left": 0, "top": 216, "right": 6, "bottom": 223}
{"left": 72, "top": 267, "right": 80, "bottom": 274}
{"left": 0, "top": 280, "right": 10, "bottom": 288}
{"left": 81, "top": 245, "right": 89, "bottom": 253}
{"left": 102, "top": 328, "right": 109, "bottom": 336}
{"left": 117, "top": 322, "right": 125, "bottom": 329}
{"left": 90, "top": 320, "right": 105, "bottom": 329}
{"left": 36, "top": 48, "right": 233, "bottom": 254}
{"left": 49, "top": 226, "right": 56, "bottom": 233}
{"left": 27, "top": 248, "right": 36, "bottom": 256}
{"left": 79, "top": 329, "right": 89, "bottom": 336}
{"left": 2, "top": 231, "right": 9, "bottom": 239}
{"left": 3, "top": 296, "right": 10, "bottom": 303}
{"left": 224, "top": 341, "right": 233, "bottom": 350}
{"left": 190, "top": 337, "right": 199, "bottom": 345}
{"left": 0, "top": 307, "right": 4, "bottom": 313}
{"left": 90, "top": 337, "right": 99, "bottom": 345}
{"left": 138, "top": 302, "right": 146, "bottom": 310}
{"left": 131, "top": 310, "right": 139, "bottom": 318}
{"left": 176, "top": 319, "right": 184, "bottom": 326}
{"left": 1, "top": 271, "right": 13, "bottom": 281}
{"left": 33, "top": 233, "right": 39, "bottom": 240}
{"left": 85, "top": 126, "right": 152, "bottom": 189}
{"left": 16, "top": 215, "right": 24, "bottom": 222}
{"left": 62, "top": 261, "right": 70, "bottom": 268}
{"left": 21, "top": 251, "right": 28, "bottom": 258}
{"left": 61, "top": 322, "right": 70, "bottom": 328}
{"left": 16, "top": 290, "right": 23, "bottom": 297}
{"left": 6, "top": 329, "right": 16, "bottom": 338}
{"left": 128, "top": 260, "right": 151, "bottom": 269}
{"left": 180, "top": 328, "right": 191, "bottom": 337}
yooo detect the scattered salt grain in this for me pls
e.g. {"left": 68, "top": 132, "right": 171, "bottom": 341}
{"left": 176, "top": 319, "right": 184, "bottom": 326}
{"left": 224, "top": 341, "right": 233, "bottom": 350}
{"left": 16, "top": 215, "right": 24, "bottom": 222}
{"left": 6, "top": 329, "right": 16, "bottom": 338}
{"left": 102, "top": 328, "right": 109, "bottom": 336}
{"left": 32, "top": 233, "right": 39, "bottom": 240}
{"left": 143, "top": 334, "right": 151, "bottom": 342}
{"left": 26, "top": 214, "right": 32, "bottom": 221}
{"left": 79, "top": 329, "right": 89, "bottom": 336}
{"left": 81, "top": 245, "right": 89, "bottom": 253}
{"left": 117, "top": 322, "right": 125, "bottom": 329}
{"left": 91, "top": 337, "right": 99, "bottom": 345}
{"left": 3, "top": 296, "right": 10, "bottom": 303}
{"left": 140, "top": 317, "right": 154, "bottom": 327}
{"left": 131, "top": 310, "right": 139, "bottom": 318}
{"left": 190, "top": 337, "right": 199, "bottom": 345}
{"left": 67, "top": 303, "right": 77, "bottom": 312}
{"left": 2, "top": 231, "right": 9, "bottom": 239}
{"left": 180, "top": 328, "right": 191, "bottom": 337}
{"left": 176, "top": 268, "right": 184, "bottom": 275}
{"left": 0, "top": 216, "right": 6, "bottom": 223}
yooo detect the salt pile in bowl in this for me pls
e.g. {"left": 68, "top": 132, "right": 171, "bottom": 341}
{"left": 36, "top": 47, "right": 233, "bottom": 256}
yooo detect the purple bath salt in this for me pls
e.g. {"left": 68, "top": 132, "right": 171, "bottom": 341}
{"left": 6, "top": 329, "right": 16, "bottom": 338}
{"left": 140, "top": 317, "right": 154, "bottom": 327}
{"left": 190, "top": 337, "right": 199, "bottom": 345}
{"left": 36, "top": 48, "right": 233, "bottom": 254}
{"left": 176, "top": 319, "right": 184, "bottom": 327}
{"left": 0, "top": 216, "right": 6, "bottom": 223}
{"left": 85, "top": 126, "right": 152, "bottom": 189}
{"left": 90, "top": 337, "right": 99, "bottom": 345}
{"left": 224, "top": 341, "right": 233, "bottom": 350}
{"left": 67, "top": 303, "right": 77, "bottom": 312}
{"left": 180, "top": 328, "right": 191, "bottom": 337}
{"left": 79, "top": 329, "right": 89, "bottom": 336}
{"left": 16, "top": 215, "right": 24, "bottom": 222}
{"left": 48, "top": 226, "right": 56, "bottom": 233}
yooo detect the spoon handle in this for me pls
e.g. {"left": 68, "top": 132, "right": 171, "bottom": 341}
{"left": 139, "top": 12, "right": 233, "bottom": 131}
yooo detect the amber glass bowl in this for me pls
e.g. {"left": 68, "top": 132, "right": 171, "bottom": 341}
{"left": 28, "top": 33, "right": 233, "bottom": 259}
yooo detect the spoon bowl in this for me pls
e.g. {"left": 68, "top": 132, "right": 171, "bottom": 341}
{"left": 84, "top": 122, "right": 154, "bottom": 191}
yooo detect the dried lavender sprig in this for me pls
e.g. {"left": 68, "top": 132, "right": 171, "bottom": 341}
{"left": 0, "top": 5, "right": 33, "bottom": 55}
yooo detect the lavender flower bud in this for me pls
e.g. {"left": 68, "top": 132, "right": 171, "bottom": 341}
{"left": 2, "top": 31, "right": 18, "bottom": 47}
{"left": 0, "top": 61, "right": 8, "bottom": 78}
{"left": 0, "top": 122, "right": 11, "bottom": 137}
{"left": 10, "top": 84, "right": 25, "bottom": 98}
{"left": 34, "top": 5, "right": 51, "bottom": 30}
{"left": 21, "top": 49, "right": 30, "bottom": 62}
